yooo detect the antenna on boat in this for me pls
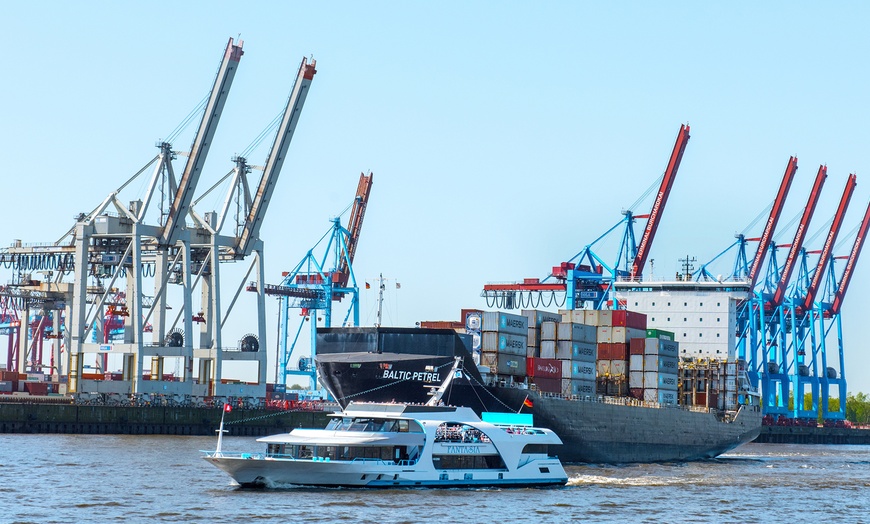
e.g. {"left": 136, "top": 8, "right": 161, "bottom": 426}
{"left": 215, "top": 403, "right": 232, "bottom": 456}
{"left": 425, "top": 357, "right": 463, "bottom": 407}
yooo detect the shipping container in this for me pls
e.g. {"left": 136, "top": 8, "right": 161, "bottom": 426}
{"left": 629, "top": 387, "right": 644, "bottom": 400}
{"left": 597, "top": 360, "right": 611, "bottom": 376}
{"left": 541, "top": 321, "right": 557, "bottom": 341}
{"left": 643, "top": 354, "right": 679, "bottom": 373}
{"left": 461, "top": 309, "right": 484, "bottom": 329}
{"left": 556, "top": 340, "right": 596, "bottom": 361}
{"left": 644, "top": 338, "right": 680, "bottom": 358}
{"left": 611, "top": 326, "right": 628, "bottom": 343}
{"left": 611, "top": 310, "right": 647, "bottom": 330}
{"left": 527, "top": 327, "right": 540, "bottom": 347}
{"left": 629, "top": 354, "right": 644, "bottom": 372}
{"left": 571, "top": 379, "right": 596, "bottom": 397}
{"left": 480, "top": 351, "right": 498, "bottom": 369}
{"left": 599, "top": 342, "right": 629, "bottom": 361}
{"left": 558, "top": 309, "right": 585, "bottom": 324}
{"left": 629, "top": 371, "right": 644, "bottom": 389}
{"left": 643, "top": 388, "right": 678, "bottom": 405}
{"left": 530, "top": 376, "right": 561, "bottom": 394}
{"left": 526, "top": 358, "right": 561, "bottom": 379}
{"left": 646, "top": 328, "right": 675, "bottom": 341}
{"left": 481, "top": 311, "right": 528, "bottom": 335}
{"left": 644, "top": 371, "right": 678, "bottom": 391}
{"left": 495, "top": 353, "right": 525, "bottom": 377}
{"left": 481, "top": 332, "right": 527, "bottom": 356}
{"left": 569, "top": 361, "right": 596, "bottom": 381}
{"left": 598, "top": 310, "right": 613, "bottom": 326}
{"left": 582, "top": 310, "right": 600, "bottom": 326}
{"left": 23, "top": 382, "right": 48, "bottom": 395}
{"left": 521, "top": 309, "right": 562, "bottom": 328}
{"left": 610, "top": 360, "right": 627, "bottom": 376}
{"left": 597, "top": 325, "right": 612, "bottom": 343}
{"left": 626, "top": 327, "right": 647, "bottom": 341}
{"left": 0, "top": 381, "right": 13, "bottom": 393}
{"left": 526, "top": 345, "right": 539, "bottom": 358}
{"left": 629, "top": 337, "right": 645, "bottom": 355}
{"left": 557, "top": 322, "right": 596, "bottom": 343}
{"left": 540, "top": 340, "right": 556, "bottom": 359}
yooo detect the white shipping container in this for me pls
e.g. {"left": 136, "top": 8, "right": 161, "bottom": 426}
{"left": 597, "top": 325, "right": 612, "bottom": 344}
{"left": 556, "top": 341, "right": 574, "bottom": 360}
{"left": 561, "top": 360, "right": 572, "bottom": 379}
{"left": 629, "top": 371, "right": 644, "bottom": 389}
{"left": 527, "top": 327, "right": 539, "bottom": 347}
{"left": 610, "top": 360, "right": 627, "bottom": 376}
{"left": 598, "top": 310, "right": 613, "bottom": 326}
{"left": 526, "top": 345, "right": 538, "bottom": 358}
{"left": 480, "top": 351, "right": 498, "bottom": 369}
{"left": 597, "top": 360, "right": 611, "bottom": 376}
{"left": 559, "top": 309, "right": 585, "bottom": 324}
{"left": 643, "top": 388, "right": 678, "bottom": 405}
{"left": 583, "top": 310, "right": 600, "bottom": 326}
{"left": 643, "top": 354, "right": 679, "bottom": 373}
{"left": 629, "top": 354, "right": 645, "bottom": 372}
{"left": 611, "top": 326, "right": 628, "bottom": 343}
{"left": 560, "top": 378, "right": 573, "bottom": 396}
{"left": 541, "top": 321, "right": 558, "bottom": 341}
{"left": 481, "top": 311, "right": 528, "bottom": 335}
{"left": 540, "top": 340, "right": 556, "bottom": 359}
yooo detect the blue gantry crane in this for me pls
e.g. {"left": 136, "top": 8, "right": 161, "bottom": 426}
{"left": 255, "top": 173, "right": 373, "bottom": 389}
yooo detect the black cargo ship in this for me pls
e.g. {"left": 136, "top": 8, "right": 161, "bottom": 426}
{"left": 315, "top": 327, "right": 762, "bottom": 463}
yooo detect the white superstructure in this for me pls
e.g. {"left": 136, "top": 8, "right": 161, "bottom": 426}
{"left": 614, "top": 279, "right": 752, "bottom": 359}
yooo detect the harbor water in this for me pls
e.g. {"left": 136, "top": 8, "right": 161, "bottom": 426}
{"left": 2, "top": 435, "right": 868, "bottom": 523}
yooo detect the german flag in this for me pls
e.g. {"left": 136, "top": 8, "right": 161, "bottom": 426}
{"left": 523, "top": 397, "right": 534, "bottom": 409}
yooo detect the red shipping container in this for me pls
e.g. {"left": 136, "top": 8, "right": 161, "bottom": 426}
{"left": 629, "top": 388, "right": 644, "bottom": 400}
{"left": 611, "top": 310, "right": 627, "bottom": 327}
{"left": 526, "top": 358, "right": 561, "bottom": 379}
{"left": 24, "top": 382, "right": 48, "bottom": 396}
{"left": 599, "top": 343, "right": 629, "bottom": 361}
{"left": 629, "top": 338, "right": 645, "bottom": 355}
{"left": 626, "top": 311, "right": 647, "bottom": 330}
{"left": 531, "top": 376, "right": 561, "bottom": 394}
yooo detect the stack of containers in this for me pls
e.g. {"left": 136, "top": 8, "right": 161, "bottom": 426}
{"left": 521, "top": 309, "right": 562, "bottom": 359}
{"left": 572, "top": 309, "right": 646, "bottom": 397}
{"left": 555, "top": 318, "right": 597, "bottom": 397}
{"left": 480, "top": 311, "right": 528, "bottom": 381}
{"left": 628, "top": 328, "right": 679, "bottom": 404}
{"left": 521, "top": 310, "right": 563, "bottom": 394}
{"left": 0, "top": 369, "right": 18, "bottom": 393}
{"left": 539, "top": 321, "right": 558, "bottom": 359}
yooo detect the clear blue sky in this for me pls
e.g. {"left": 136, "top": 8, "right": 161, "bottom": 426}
{"left": 2, "top": 2, "right": 869, "bottom": 392}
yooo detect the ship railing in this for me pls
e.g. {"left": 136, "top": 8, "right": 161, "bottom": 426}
{"left": 532, "top": 388, "right": 712, "bottom": 414}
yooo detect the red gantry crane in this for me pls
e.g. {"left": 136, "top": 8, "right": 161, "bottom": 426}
{"left": 768, "top": 165, "right": 827, "bottom": 309}
{"left": 829, "top": 199, "right": 870, "bottom": 315}
{"left": 748, "top": 157, "right": 799, "bottom": 288}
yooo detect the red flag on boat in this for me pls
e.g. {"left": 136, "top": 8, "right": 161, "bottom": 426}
{"left": 523, "top": 397, "right": 533, "bottom": 409}
{"left": 224, "top": 403, "right": 232, "bottom": 413}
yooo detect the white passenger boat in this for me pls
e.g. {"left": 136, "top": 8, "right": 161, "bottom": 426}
{"left": 203, "top": 359, "right": 568, "bottom": 488}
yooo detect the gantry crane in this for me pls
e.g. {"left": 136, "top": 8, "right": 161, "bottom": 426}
{"left": 254, "top": 172, "right": 373, "bottom": 389}
{"left": 481, "top": 124, "right": 690, "bottom": 310}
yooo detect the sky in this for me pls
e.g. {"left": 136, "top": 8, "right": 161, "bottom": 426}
{"left": 2, "top": 2, "right": 869, "bottom": 393}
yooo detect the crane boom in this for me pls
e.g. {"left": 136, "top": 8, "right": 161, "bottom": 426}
{"left": 770, "top": 165, "right": 827, "bottom": 307}
{"left": 803, "top": 173, "right": 856, "bottom": 311}
{"left": 161, "top": 37, "right": 244, "bottom": 246}
{"left": 336, "top": 172, "right": 373, "bottom": 287}
{"left": 830, "top": 199, "right": 870, "bottom": 315}
{"left": 235, "top": 57, "right": 318, "bottom": 257}
{"left": 631, "top": 124, "right": 690, "bottom": 279}
{"left": 748, "top": 156, "right": 798, "bottom": 287}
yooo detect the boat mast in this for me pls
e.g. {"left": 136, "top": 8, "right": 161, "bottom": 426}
{"left": 425, "top": 357, "right": 463, "bottom": 406}
{"left": 376, "top": 273, "right": 385, "bottom": 327}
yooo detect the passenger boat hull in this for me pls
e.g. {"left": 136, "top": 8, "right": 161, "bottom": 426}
{"left": 205, "top": 455, "right": 567, "bottom": 488}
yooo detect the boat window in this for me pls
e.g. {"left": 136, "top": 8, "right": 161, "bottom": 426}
{"left": 432, "top": 455, "right": 506, "bottom": 470}
{"left": 435, "top": 422, "right": 492, "bottom": 443}
{"left": 521, "top": 444, "right": 548, "bottom": 454}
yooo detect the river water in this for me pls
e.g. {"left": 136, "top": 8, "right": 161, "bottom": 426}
{"left": 1, "top": 435, "right": 868, "bottom": 523}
